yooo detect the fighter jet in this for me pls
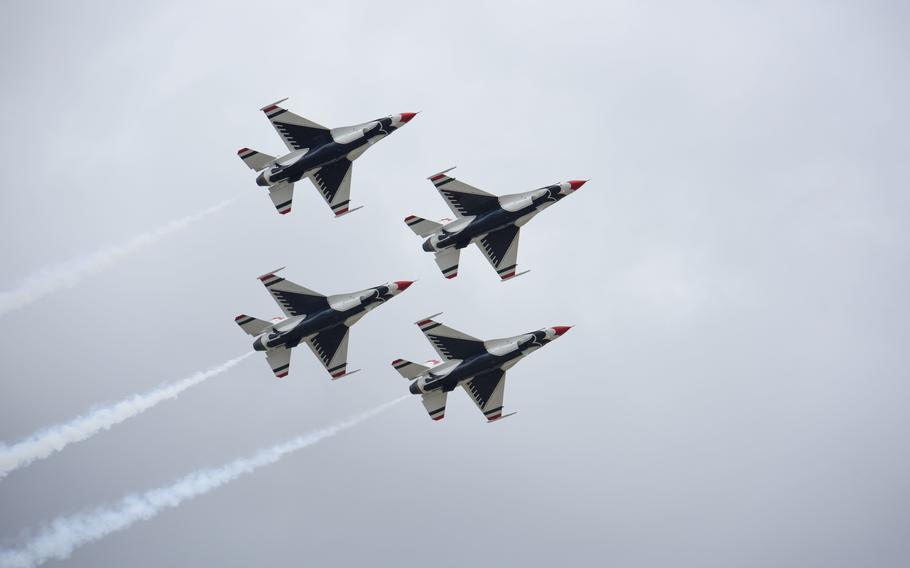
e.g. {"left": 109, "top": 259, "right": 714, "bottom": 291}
{"left": 392, "top": 314, "right": 572, "bottom": 422}
{"left": 405, "top": 168, "right": 587, "bottom": 280}
{"left": 235, "top": 269, "right": 414, "bottom": 379}
{"left": 237, "top": 99, "right": 417, "bottom": 217}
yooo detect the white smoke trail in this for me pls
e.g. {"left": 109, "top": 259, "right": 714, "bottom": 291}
{"left": 0, "top": 353, "right": 254, "bottom": 479}
{"left": 0, "top": 396, "right": 407, "bottom": 568}
{"left": 0, "top": 198, "right": 238, "bottom": 318}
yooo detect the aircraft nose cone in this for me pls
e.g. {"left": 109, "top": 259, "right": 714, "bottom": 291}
{"left": 409, "top": 381, "right": 421, "bottom": 395}
{"left": 568, "top": 180, "right": 588, "bottom": 190}
{"left": 394, "top": 280, "right": 415, "bottom": 292}
{"left": 399, "top": 112, "right": 418, "bottom": 123}
{"left": 552, "top": 326, "right": 573, "bottom": 337}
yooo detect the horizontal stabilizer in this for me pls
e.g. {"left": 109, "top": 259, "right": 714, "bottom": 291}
{"left": 234, "top": 314, "right": 272, "bottom": 336}
{"left": 404, "top": 215, "right": 442, "bottom": 237}
{"left": 421, "top": 391, "right": 448, "bottom": 421}
{"left": 265, "top": 347, "right": 291, "bottom": 379}
{"left": 237, "top": 147, "right": 276, "bottom": 171}
{"left": 434, "top": 249, "right": 460, "bottom": 280}
{"left": 268, "top": 182, "right": 294, "bottom": 215}
{"left": 391, "top": 359, "right": 430, "bottom": 379}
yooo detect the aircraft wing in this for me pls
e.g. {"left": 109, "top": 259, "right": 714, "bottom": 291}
{"left": 421, "top": 390, "right": 448, "bottom": 421}
{"left": 259, "top": 269, "right": 329, "bottom": 317}
{"left": 268, "top": 181, "right": 294, "bottom": 215}
{"left": 416, "top": 314, "right": 487, "bottom": 361}
{"left": 304, "top": 325, "right": 352, "bottom": 379}
{"left": 428, "top": 170, "right": 499, "bottom": 217}
{"left": 477, "top": 225, "right": 521, "bottom": 281}
{"left": 309, "top": 159, "right": 356, "bottom": 217}
{"left": 463, "top": 369, "right": 507, "bottom": 421}
{"left": 265, "top": 347, "right": 292, "bottom": 379}
{"left": 434, "top": 249, "right": 460, "bottom": 280}
{"left": 261, "top": 99, "right": 332, "bottom": 152}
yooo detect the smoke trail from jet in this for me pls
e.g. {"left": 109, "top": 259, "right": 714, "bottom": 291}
{"left": 0, "top": 353, "right": 254, "bottom": 480}
{"left": 0, "top": 396, "right": 406, "bottom": 568}
{"left": 0, "top": 198, "right": 238, "bottom": 318}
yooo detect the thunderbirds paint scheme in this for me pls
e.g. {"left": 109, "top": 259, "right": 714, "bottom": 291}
{"left": 405, "top": 168, "right": 587, "bottom": 280}
{"left": 238, "top": 99, "right": 417, "bottom": 217}
{"left": 236, "top": 269, "right": 413, "bottom": 379}
{"left": 393, "top": 314, "right": 572, "bottom": 422}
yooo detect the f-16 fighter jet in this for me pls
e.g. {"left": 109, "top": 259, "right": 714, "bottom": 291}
{"left": 238, "top": 99, "right": 417, "bottom": 217}
{"left": 392, "top": 314, "right": 572, "bottom": 422}
{"left": 405, "top": 168, "right": 587, "bottom": 281}
{"left": 235, "top": 269, "right": 414, "bottom": 379}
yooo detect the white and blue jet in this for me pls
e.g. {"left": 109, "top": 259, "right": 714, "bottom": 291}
{"left": 236, "top": 269, "right": 414, "bottom": 380}
{"left": 405, "top": 169, "right": 587, "bottom": 281}
{"left": 392, "top": 314, "right": 572, "bottom": 422}
{"left": 238, "top": 99, "right": 417, "bottom": 217}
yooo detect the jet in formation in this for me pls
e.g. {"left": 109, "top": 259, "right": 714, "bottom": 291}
{"left": 405, "top": 168, "right": 587, "bottom": 280}
{"left": 392, "top": 314, "right": 572, "bottom": 421}
{"left": 238, "top": 99, "right": 417, "bottom": 217}
{"left": 236, "top": 269, "right": 413, "bottom": 379}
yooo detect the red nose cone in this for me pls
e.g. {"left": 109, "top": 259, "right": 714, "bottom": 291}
{"left": 399, "top": 112, "right": 418, "bottom": 123}
{"left": 394, "top": 280, "right": 415, "bottom": 291}
{"left": 568, "top": 180, "right": 588, "bottom": 190}
{"left": 552, "top": 326, "right": 572, "bottom": 336}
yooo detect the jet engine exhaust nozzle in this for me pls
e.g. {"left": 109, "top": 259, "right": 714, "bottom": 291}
{"left": 409, "top": 380, "right": 421, "bottom": 395}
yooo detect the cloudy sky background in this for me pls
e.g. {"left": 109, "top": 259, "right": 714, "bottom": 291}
{"left": 1, "top": 1, "right": 909, "bottom": 566}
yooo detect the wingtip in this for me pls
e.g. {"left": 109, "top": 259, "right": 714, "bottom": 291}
{"left": 331, "top": 369, "right": 361, "bottom": 380}
{"left": 488, "top": 411, "right": 517, "bottom": 422}
{"left": 415, "top": 312, "right": 444, "bottom": 326}
{"left": 257, "top": 267, "right": 286, "bottom": 281}
{"left": 334, "top": 205, "right": 363, "bottom": 218}
{"left": 260, "top": 97, "right": 289, "bottom": 112}
{"left": 428, "top": 166, "right": 457, "bottom": 181}
{"left": 500, "top": 269, "right": 530, "bottom": 282}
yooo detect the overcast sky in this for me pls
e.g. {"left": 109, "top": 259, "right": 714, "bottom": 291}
{"left": 1, "top": 1, "right": 909, "bottom": 566}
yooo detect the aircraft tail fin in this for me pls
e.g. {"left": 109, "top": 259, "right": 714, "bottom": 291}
{"left": 404, "top": 215, "right": 442, "bottom": 237}
{"left": 391, "top": 358, "right": 430, "bottom": 379}
{"left": 234, "top": 314, "right": 273, "bottom": 336}
{"left": 237, "top": 147, "right": 276, "bottom": 171}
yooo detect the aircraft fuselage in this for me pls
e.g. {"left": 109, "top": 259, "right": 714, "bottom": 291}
{"left": 252, "top": 284, "right": 394, "bottom": 352}
{"left": 425, "top": 185, "right": 567, "bottom": 252}
{"left": 256, "top": 118, "right": 399, "bottom": 187}
{"left": 409, "top": 330, "right": 554, "bottom": 394}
